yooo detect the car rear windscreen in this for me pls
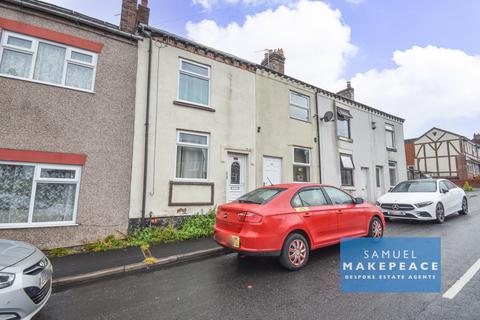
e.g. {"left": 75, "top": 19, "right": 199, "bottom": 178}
{"left": 237, "top": 188, "right": 286, "bottom": 204}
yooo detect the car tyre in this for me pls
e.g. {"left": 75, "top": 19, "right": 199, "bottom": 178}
{"left": 459, "top": 197, "right": 468, "bottom": 215}
{"left": 436, "top": 202, "right": 445, "bottom": 223}
{"left": 279, "top": 233, "right": 310, "bottom": 271}
{"left": 368, "top": 217, "right": 383, "bottom": 238}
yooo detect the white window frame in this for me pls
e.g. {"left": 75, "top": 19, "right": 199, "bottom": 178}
{"left": 174, "top": 130, "right": 210, "bottom": 181}
{"left": 293, "top": 147, "right": 311, "bottom": 182}
{"left": 0, "top": 161, "right": 81, "bottom": 229}
{"left": 385, "top": 123, "right": 396, "bottom": 149}
{"left": 388, "top": 161, "right": 398, "bottom": 187}
{"left": 339, "top": 153, "right": 354, "bottom": 187}
{"left": 289, "top": 91, "right": 310, "bottom": 122}
{"left": 177, "top": 58, "right": 211, "bottom": 108}
{"left": 0, "top": 30, "right": 98, "bottom": 93}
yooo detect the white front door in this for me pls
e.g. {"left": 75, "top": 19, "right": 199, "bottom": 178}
{"left": 360, "top": 167, "right": 370, "bottom": 202}
{"left": 263, "top": 156, "right": 282, "bottom": 185}
{"left": 227, "top": 153, "right": 247, "bottom": 202}
{"left": 375, "top": 166, "right": 384, "bottom": 199}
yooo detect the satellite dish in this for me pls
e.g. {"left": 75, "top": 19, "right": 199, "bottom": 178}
{"left": 322, "top": 111, "right": 334, "bottom": 122}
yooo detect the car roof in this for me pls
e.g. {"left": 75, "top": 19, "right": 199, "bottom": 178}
{"left": 262, "top": 183, "right": 332, "bottom": 190}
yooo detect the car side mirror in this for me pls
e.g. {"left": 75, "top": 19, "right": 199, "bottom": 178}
{"left": 388, "top": 187, "right": 393, "bottom": 192}
{"left": 441, "top": 188, "right": 449, "bottom": 194}
{"left": 354, "top": 197, "right": 364, "bottom": 205}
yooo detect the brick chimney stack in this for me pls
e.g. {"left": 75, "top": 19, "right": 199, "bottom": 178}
{"left": 473, "top": 133, "right": 480, "bottom": 145}
{"left": 261, "top": 49, "right": 286, "bottom": 74}
{"left": 337, "top": 81, "right": 355, "bottom": 100}
{"left": 137, "top": 0, "right": 150, "bottom": 25}
{"left": 120, "top": 0, "right": 150, "bottom": 33}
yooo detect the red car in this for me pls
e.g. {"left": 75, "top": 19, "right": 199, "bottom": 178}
{"left": 214, "top": 183, "right": 385, "bottom": 270}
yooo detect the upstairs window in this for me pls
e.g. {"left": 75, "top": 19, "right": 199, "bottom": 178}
{"left": 385, "top": 124, "right": 396, "bottom": 149}
{"left": 293, "top": 147, "right": 311, "bottom": 182}
{"left": 289, "top": 92, "right": 310, "bottom": 121}
{"left": 178, "top": 59, "right": 210, "bottom": 107}
{"left": 0, "top": 31, "right": 97, "bottom": 91}
{"left": 337, "top": 108, "right": 352, "bottom": 139}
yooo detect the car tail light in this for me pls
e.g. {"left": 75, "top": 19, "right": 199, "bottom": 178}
{"left": 237, "top": 212, "right": 262, "bottom": 223}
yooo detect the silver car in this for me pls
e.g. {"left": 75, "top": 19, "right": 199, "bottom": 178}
{"left": 0, "top": 240, "right": 53, "bottom": 320}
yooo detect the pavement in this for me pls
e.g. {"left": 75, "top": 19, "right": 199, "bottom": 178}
{"left": 35, "top": 191, "right": 480, "bottom": 320}
{"left": 50, "top": 237, "right": 225, "bottom": 288}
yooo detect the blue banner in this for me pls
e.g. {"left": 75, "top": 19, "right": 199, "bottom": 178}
{"left": 340, "top": 237, "right": 441, "bottom": 292}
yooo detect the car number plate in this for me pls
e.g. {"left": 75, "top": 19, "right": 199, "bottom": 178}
{"left": 39, "top": 269, "right": 50, "bottom": 288}
{"left": 388, "top": 210, "right": 406, "bottom": 216}
{"left": 231, "top": 235, "right": 240, "bottom": 248}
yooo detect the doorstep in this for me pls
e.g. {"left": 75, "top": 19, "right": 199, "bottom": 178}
{"left": 50, "top": 238, "right": 228, "bottom": 290}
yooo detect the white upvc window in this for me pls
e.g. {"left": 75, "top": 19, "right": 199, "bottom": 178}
{"left": 175, "top": 130, "right": 209, "bottom": 180}
{"left": 0, "top": 31, "right": 98, "bottom": 92}
{"left": 385, "top": 124, "right": 396, "bottom": 149}
{"left": 289, "top": 91, "right": 310, "bottom": 121}
{"left": 0, "top": 161, "right": 81, "bottom": 228}
{"left": 340, "top": 153, "right": 354, "bottom": 186}
{"left": 293, "top": 147, "right": 311, "bottom": 182}
{"left": 178, "top": 59, "right": 210, "bottom": 107}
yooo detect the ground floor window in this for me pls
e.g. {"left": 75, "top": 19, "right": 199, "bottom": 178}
{"left": 0, "top": 162, "right": 81, "bottom": 226}
{"left": 340, "top": 154, "right": 354, "bottom": 186}
{"left": 389, "top": 161, "right": 397, "bottom": 186}
{"left": 293, "top": 147, "right": 311, "bottom": 182}
{"left": 176, "top": 130, "right": 209, "bottom": 179}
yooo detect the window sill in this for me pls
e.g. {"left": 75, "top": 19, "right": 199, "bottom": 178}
{"left": 341, "top": 186, "right": 355, "bottom": 191}
{"left": 0, "top": 74, "right": 95, "bottom": 94}
{"left": 171, "top": 178, "right": 213, "bottom": 183}
{"left": 387, "top": 147, "right": 397, "bottom": 152}
{"left": 0, "top": 222, "right": 78, "bottom": 229}
{"left": 173, "top": 100, "right": 215, "bottom": 112}
{"left": 290, "top": 117, "right": 311, "bottom": 123}
{"left": 338, "top": 136, "right": 353, "bottom": 143}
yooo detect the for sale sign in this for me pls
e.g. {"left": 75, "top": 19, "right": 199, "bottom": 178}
{"left": 340, "top": 237, "right": 441, "bottom": 292}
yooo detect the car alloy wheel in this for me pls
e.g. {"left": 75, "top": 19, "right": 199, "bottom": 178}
{"left": 368, "top": 217, "right": 383, "bottom": 238}
{"left": 279, "top": 233, "right": 310, "bottom": 271}
{"left": 436, "top": 203, "right": 445, "bottom": 223}
{"left": 460, "top": 197, "right": 468, "bottom": 215}
{"left": 288, "top": 239, "right": 307, "bottom": 267}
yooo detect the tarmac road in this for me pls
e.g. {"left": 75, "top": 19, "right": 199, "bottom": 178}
{"left": 35, "top": 191, "right": 480, "bottom": 320}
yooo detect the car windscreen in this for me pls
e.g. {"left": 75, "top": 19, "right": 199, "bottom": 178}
{"left": 236, "top": 188, "right": 286, "bottom": 205}
{"left": 390, "top": 181, "right": 437, "bottom": 193}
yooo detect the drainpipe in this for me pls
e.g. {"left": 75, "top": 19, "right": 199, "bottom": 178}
{"left": 140, "top": 32, "right": 153, "bottom": 228}
{"left": 314, "top": 90, "right": 323, "bottom": 183}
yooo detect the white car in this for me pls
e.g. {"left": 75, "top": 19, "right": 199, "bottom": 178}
{"left": 376, "top": 179, "right": 468, "bottom": 223}
{"left": 0, "top": 239, "right": 53, "bottom": 320}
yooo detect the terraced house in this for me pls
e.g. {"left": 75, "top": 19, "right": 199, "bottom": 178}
{"left": 0, "top": 0, "right": 142, "bottom": 248}
{"left": 128, "top": 3, "right": 406, "bottom": 226}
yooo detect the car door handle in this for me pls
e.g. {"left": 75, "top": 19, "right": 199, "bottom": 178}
{"left": 337, "top": 210, "right": 343, "bottom": 214}
{"left": 303, "top": 212, "right": 311, "bottom": 217}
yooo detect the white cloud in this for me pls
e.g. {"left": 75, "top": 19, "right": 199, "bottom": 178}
{"left": 187, "top": 0, "right": 357, "bottom": 87}
{"left": 348, "top": 46, "right": 480, "bottom": 137}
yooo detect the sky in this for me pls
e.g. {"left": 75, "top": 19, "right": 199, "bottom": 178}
{"left": 42, "top": 0, "right": 480, "bottom": 139}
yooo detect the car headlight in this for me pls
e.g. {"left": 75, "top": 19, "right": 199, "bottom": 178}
{"left": 0, "top": 273, "right": 15, "bottom": 289}
{"left": 415, "top": 201, "right": 433, "bottom": 208}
